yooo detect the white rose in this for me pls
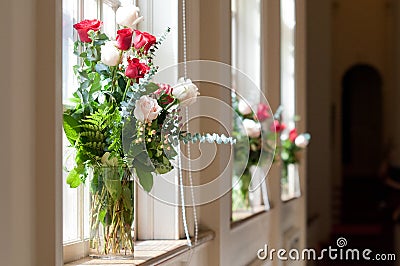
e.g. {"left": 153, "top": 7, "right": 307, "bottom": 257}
{"left": 116, "top": 5, "right": 144, "bottom": 28}
{"left": 101, "top": 41, "right": 120, "bottom": 66}
{"left": 238, "top": 99, "right": 252, "bottom": 115}
{"left": 243, "top": 119, "right": 261, "bottom": 138}
{"left": 172, "top": 78, "right": 199, "bottom": 107}
{"left": 295, "top": 133, "right": 310, "bottom": 148}
{"left": 134, "top": 96, "right": 162, "bottom": 122}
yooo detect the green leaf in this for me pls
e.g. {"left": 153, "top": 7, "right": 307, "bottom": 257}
{"left": 66, "top": 167, "right": 82, "bottom": 188}
{"left": 104, "top": 179, "right": 122, "bottom": 201}
{"left": 135, "top": 168, "right": 153, "bottom": 192}
{"left": 133, "top": 152, "right": 156, "bottom": 172}
{"left": 99, "top": 208, "right": 107, "bottom": 226}
{"left": 63, "top": 114, "right": 80, "bottom": 145}
{"left": 122, "top": 186, "right": 133, "bottom": 211}
{"left": 103, "top": 168, "right": 123, "bottom": 200}
{"left": 95, "top": 63, "right": 109, "bottom": 75}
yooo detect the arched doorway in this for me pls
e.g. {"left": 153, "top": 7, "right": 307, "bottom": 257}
{"left": 342, "top": 64, "right": 383, "bottom": 178}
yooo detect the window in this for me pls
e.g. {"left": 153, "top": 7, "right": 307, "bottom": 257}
{"left": 231, "top": 0, "right": 270, "bottom": 222}
{"left": 62, "top": 0, "right": 180, "bottom": 262}
{"left": 280, "top": 0, "right": 301, "bottom": 201}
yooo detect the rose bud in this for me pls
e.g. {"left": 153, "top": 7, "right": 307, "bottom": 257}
{"left": 116, "top": 28, "right": 133, "bottom": 51}
{"left": 73, "top": 19, "right": 103, "bottom": 43}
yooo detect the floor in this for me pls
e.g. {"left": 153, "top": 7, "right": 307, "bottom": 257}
{"left": 316, "top": 176, "right": 397, "bottom": 266}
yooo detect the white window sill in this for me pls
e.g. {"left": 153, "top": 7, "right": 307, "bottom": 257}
{"left": 65, "top": 230, "right": 214, "bottom": 266}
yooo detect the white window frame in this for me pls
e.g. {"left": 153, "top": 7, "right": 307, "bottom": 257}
{"left": 280, "top": 0, "right": 301, "bottom": 201}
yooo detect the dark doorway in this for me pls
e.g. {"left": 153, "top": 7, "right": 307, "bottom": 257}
{"left": 342, "top": 64, "right": 383, "bottom": 178}
{"left": 333, "top": 65, "right": 393, "bottom": 260}
{"left": 320, "top": 65, "right": 393, "bottom": 266}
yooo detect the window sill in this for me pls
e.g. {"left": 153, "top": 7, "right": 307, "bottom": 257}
{"left": 65, "top": 230, "right": 214, "bottom": 266}
{"left": 231, "top": 206, "right": 268, "bottom": 229}
{"left": 281, "top": 194, "right": 301, "bottom": 204}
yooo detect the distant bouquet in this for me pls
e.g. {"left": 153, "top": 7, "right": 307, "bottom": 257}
{"left": 272, "top": 111, "right": 311, "bottom": 187}
{"left": 232, "top": 94, "right": 274, "bottom": 209}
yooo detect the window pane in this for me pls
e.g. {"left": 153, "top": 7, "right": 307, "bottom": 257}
{"left": 63, "top": 0, "right": 80, "bottom": 244}
{"left": 84, "top": 0, "right": 98, "bottom": 19}
{"left": 83, "top": 179, "right": 90, "bottom": 239}
{"left": 63, "top": 134, "right": 79, "bottom": 243}
{"left": 280, "top": 0, "right": 300, "bottom": 201}
{"left": 231, "top": 0, "right": 264, "bottom": 220}
{"left": 232, "top": 0, "right": 261, "bottom": 106}
{"left": 62, "top": 0, "right": 78, "bottom": 102}
{"left": 280, "top": 0, "right": 296, "bottom": 128}
{"left": 102, "top": 2, "right": 116, "bottom": 39}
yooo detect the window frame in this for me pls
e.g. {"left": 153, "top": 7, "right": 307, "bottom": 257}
{"left": 280, "top": 0, "right": 301, "bottom": 201}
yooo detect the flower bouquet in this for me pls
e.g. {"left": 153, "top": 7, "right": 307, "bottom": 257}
{"left": 231, "top": 94, "right": 274, "bottom": 210}
{"left": 273, "top": 114, "right": 311, "bottom": 195}
{"left": 63, "top": 5, "right": 234, "bottom": 258}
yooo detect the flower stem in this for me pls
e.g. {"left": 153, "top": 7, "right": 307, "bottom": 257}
{"left": 122, "top": 79, "right": 132, "bottom": 102}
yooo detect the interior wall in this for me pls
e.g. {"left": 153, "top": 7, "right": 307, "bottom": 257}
{"left": 0, "top": 0, "right": 62, "bottom": 265}
{"left": 0, "top": 1, "right": 36, "bottom": 265}
{"left": 331, "top": 0, "right": 395, "bottom": 182}
{"left": 306, "top": 0, "right": 333, "bottom": 248}
{"left": 393, "top": 1, "right": 400, "bottom": 166}
{"left": 306, "top": 0, "right": 398, "bottom": 249}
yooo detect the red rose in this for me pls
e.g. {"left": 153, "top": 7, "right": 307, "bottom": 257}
{"left": 256, "top": 103, "right": 270, "bottom": 122}
{"left": 289, "top": 128, "right": 298, "bottom": 142}
{"left": 270, "top": 120, "right": 286, "bottom": 133}
{"left": 133, "top": 30, "right": 157, "bottom": 52}
{"left": 116, "top": 28, "right": 133, "bottom": 51}
{"left": 155, "top": 83, "right": 174, "bottom": 105}
{"left": 125, "top": 58, "right": 150, "bottom": 79}
{"left": 73, "top": 19, "right": 103, "bottom": 43}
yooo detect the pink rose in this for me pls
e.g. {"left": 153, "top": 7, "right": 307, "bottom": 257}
{"left": 125, "top": 58, "right": 150, "bottom": 79}
{"left": 73, "top": 19, "right": 102, "bottom": 43}
{"left": 270, "top": 120, "right": 286, "bottom": 133}
{"left": 134, "top": 96, "right": 162, "bottom": 123}
{"left": 133, "top": 30, "right": 157, "bottom": 52}
{"left": 116, "top": 28, "right": 133, "bottom": 51}
{"left": 289, "top": 128, "right": 298, "bottom": 142}
{"left": 256, "top": 103, "right": 270, "bottom": 122}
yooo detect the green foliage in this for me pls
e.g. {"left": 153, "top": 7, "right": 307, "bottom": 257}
{"left": 135, "top": 167, "right": 153, "bottom": 192}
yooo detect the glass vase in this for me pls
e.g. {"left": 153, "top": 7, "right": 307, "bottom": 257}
{"left": 89, "top": 166, "right": 135, "bottom": 258}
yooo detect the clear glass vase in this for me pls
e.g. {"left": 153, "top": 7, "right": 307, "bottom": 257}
{"left": 89, "top": 166, "right": 135, "bottom": 258}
